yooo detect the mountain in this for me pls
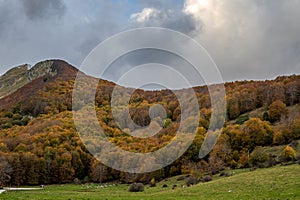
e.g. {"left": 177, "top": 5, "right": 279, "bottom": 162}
{"left": 0, "top": 60, "right": 58, "bottom": 99}
{"left": 0, "top": 59, "right": 299, "bottom": 186}
{"left": 0, "top": 60, "right": 79, "bottom": 114}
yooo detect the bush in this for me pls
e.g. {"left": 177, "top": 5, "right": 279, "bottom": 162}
{"left": 129, "top": 183, "right": 144, "bottom": 192}
{"left": 250, "top": 147, "right": 268, "bottom": 167}
{"left": 149, "top": 178, "right": 156, "bottom": 187}
{"left": 230, "top": 160, "right": 238, "bottom": 169}
{"left": 73, "top": 178, "right": 81, "bottom": 184}
{"left": 281, "top": 146, "right": 296, "bottom": 162}
{"left": 238, "top": 153, "right": 250, "bottom": 168}
{"left": 186, "top": 177, "right": 197, "bottom": 187}
{"left": 202, "top": 175, "right": 212, "bottom": 182}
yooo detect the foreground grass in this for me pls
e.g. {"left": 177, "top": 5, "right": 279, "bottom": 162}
{"left": 1, "top": 164, "right": 299, "bottom": 200}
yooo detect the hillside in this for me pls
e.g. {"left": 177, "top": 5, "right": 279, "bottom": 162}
{"left": 0, "top": 59, "right": 299, "bottom": 186}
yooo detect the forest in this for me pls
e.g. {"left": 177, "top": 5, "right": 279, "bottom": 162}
{"left": 0, "top": 60, "right": 299, "bottom": 186}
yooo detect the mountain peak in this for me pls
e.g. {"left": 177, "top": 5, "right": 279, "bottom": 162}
{"left": 27, "top": 60, "right": 57, "bottom": 81}
{"left": 0, "top": 59, "right": 77, "bottom": 99}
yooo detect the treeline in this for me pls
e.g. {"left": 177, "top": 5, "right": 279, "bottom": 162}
{"left": 0, "top": 61, "right": 299, "bottom": 186}
{"left": 0, "top": 106, "right": 299, "bottom": 186}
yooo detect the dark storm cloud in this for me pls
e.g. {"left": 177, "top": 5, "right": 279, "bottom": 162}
{"left": 21, "top": 0, "right": 66, "bottom": 20}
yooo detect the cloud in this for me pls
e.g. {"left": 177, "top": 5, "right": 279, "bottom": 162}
{"left": 183, "top": 0, "right": 300, "bottom": 81}
{"left": 130, "top": 7, "right": 202, "bottom": 35}
{"left": 21, "top": 0, "right": 66, "bottom": 20}
{"left": 0, "top": 0, "right": 127, "bottom": 74}
{"left": 0, "top": 0, "right": 299, "bottom": 84}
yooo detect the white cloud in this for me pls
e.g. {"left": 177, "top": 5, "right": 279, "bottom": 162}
{"left": 130, "top": 8, "right": 159, "bottom": 23}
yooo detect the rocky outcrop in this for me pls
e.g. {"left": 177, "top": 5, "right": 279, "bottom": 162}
{"left": 27, "top": 60, "right": 57, "bottom": 81}
{"left": 0, "top": 60, "right": 58, "bottom": 99}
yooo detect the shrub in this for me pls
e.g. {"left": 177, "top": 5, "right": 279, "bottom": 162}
{"left": 230, "top": 160, "right": 238, "bottom": 169}
{"left": 186, "top": 177, "right": 197, "bottom": 187}
{"left": 250, "top": 147, "right": 268, "bottom": 167}
{"left": 281, "top": 146, "right": 296, "bottom": 162}
{"left": 273, "top": 129, "right": 292, "bottom": 145}
{"left": 149, "top": 178, "right": 156, "bottom": 187}
{"left": 73, "top": 178, "right": 81, "bottom": 184}
{"left": 238, "top": 153, "right": 250, "bottom": 168}
{"left": 162, "top": 184, "right": 168, "bottom": 188}
{"left": 129, "top": 183, "right": 144, "bottom": 192}
{"left": 202, "top": 175, "right": 212, "bottom": 182}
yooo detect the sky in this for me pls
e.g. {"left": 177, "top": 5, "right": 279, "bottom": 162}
{"left": 0, "top": 0, "right": 300, "bottom": 85}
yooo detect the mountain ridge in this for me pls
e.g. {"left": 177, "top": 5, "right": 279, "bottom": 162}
{"left": 0, "top": 60, "right": 66, "bottom": 99}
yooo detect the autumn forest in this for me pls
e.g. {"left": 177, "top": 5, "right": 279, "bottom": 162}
{"left": 0, "top": 60, "right": 299, "bottom": 186}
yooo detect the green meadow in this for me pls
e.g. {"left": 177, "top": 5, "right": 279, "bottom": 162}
{"left": 1, "top": 164, "right": 299, "bottom": 200}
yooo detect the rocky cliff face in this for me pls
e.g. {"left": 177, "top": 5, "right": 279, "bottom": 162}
{"left": 0, "top": 60, "right": 57, "bottom": 99}
{"left": 27, "top": 60, "right": 57, "bottom": 81}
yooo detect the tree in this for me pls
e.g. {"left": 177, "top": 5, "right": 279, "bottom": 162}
{"left": 0, "top": 155, "right": 12, "bottom": 186}
{"left": 291, "top": 119, "right": 300, "bottom": 140}
{"left": 238, "top": 152, "right": 250, "bottom": 168}
{"left": 243, "top": 118, "right": 273, "bottom": 149}
{"left": 227, "top": 94, "right": 240, "bottom": 119}
{"left": 58, "top": 152, "right": 75, "bottom": 183}
{"left": 71, "top": 151, "right": 85, "bottom": 179}
{"left": 208, "top": 135, "right": 232, "bottom": 174}
{"left": 224, "top": 125, "right": 249, "bottom": 151}
{"left": 91, "top": 161, "right": 112, "bottom": 183}
{"left": 268, "top": 100, "right": 288, "bottom": 123}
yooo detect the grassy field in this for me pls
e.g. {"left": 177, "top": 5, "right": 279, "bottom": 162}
{"left": 0, "top": 164, "right": 299, "bottom": 200}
